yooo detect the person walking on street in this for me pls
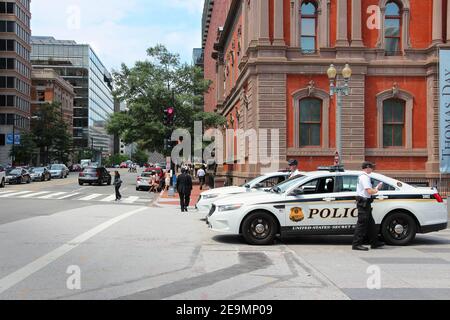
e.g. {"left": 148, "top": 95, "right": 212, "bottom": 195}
{"left": 176, "top": 168, "right": 193, "bottom": 212}
{"left": 352, "top": 161, "right": 385, "bottom": 251}
{"left": 197, "top": 166, "right": 206, "bottom": 190}
{"left": 288, "top": 159, "right": 301, "bottom": 179}
{"left": 113, "top": 171, "right": 122, "bottom": 201}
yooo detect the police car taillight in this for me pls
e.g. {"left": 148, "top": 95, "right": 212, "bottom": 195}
{"left": 433, "top": 193, "right": 444, "bottom": 203}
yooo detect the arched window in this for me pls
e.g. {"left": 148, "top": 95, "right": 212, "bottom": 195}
{"left": 383, "top": 99, "right": 405, "bottom": 147}
{"left": 300, "top": 1, "right": 318, "bottom": 54}
{"left": 384, "top": 1, "right": 402, "bottom": 56}
{"left": 300, "top": 98, "right": 321, "bottom": 146}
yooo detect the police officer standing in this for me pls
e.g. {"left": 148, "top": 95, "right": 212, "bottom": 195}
{"left": 352, "top": 161, "right": 385, "bottom": 251}
{"left": 288, "top": 159, "right": 301, "bottom": 179}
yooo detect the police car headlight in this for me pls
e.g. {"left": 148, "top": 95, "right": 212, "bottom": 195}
{"left": 202, "top": 194, "right": 219, "bottom": 200}
{"left": 218, "top": 204, "right": 243, "bottom": 212}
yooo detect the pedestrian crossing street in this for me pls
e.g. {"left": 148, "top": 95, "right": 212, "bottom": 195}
{"left": 0, "top": 189, "right": 152, "bottom": 206}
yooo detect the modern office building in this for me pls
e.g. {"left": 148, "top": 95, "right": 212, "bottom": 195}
{"left": 30, "top": 36, "right": 114, "bottom": 155}
{"left": 0, "top": 0, "right": 32, "bottom": 165}
{"left": 192, "top": 48, "right": 204, "bottom": 68}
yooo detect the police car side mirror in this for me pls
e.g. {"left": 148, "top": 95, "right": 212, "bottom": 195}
{"left": 254, "top": 183, "right": 265, "bottom": 189}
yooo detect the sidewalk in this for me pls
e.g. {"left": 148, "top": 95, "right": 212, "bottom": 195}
{"left": 155, "top": 184, "right": 205, "bottom": 209}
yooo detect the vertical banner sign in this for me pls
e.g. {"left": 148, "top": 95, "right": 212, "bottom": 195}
{"left": 440, "top": 49, "right": 450, "bottom": 173}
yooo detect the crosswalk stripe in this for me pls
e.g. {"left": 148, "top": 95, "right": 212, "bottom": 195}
{"left": 0, "top": 190, "right": 16, "bottom": 195}
{"left": 0, "top": 191, "right": 33, "bottom": 198}
{"left": 56, "top": 193, "right": 80, "bottom": 200}
{"left": 38, "top": 192, "right": 67, "bottom": 199}
{"left": 79, "top": 194, "right": 103, "bottom": 201}
{"left": 19, "top": 191, "right": 52, "bottom": 198}
{"left": 122, "top": 196, "right": 139, "bottom": 204}
{"left": 100, "top": 195, "right": 116, "bottom": 202}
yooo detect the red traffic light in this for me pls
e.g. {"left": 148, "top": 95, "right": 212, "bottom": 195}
{"left": 167, "top": 107, "right": 174, "bottom": 115}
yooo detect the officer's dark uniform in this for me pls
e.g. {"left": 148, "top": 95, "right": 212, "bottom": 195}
{"left": 176, "top": 169, "right": 193, "bottom": 212}
{"left": 352, "top": 162, "right": 385, "bottom": 251}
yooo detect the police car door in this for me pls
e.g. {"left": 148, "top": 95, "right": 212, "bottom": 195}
{"left": 284, "top": 175, "right": 339, "bottom": 235}
{"left": 333, "top": 174, "right": 360, "bottom": 233}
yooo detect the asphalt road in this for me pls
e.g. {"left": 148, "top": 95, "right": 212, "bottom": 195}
{"left": 0, "top": 171, "right": 449, "bottom": 300}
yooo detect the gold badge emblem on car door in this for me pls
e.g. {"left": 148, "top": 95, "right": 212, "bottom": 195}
{"left": 290, "top": 207, "right": 304, "bottom": 222}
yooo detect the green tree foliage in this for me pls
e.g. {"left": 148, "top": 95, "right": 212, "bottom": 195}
{"left": 131, "top": 149, "right": 149, "bottom": 166}
{"left": 107, "top": 44, "right": 225, "bottom": 154}
{"left": 9, "top": 132, "right": 37, "bottom": 165}
{"left": 104, "top": 154, "right": 129, "bottom": 167}
{"left": 32, "top": 102, "right": 73, "bottom": 164}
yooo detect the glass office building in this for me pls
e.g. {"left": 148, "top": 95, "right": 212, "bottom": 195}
{"left": 31, "top": 36, "right": 114, "bottom": 154}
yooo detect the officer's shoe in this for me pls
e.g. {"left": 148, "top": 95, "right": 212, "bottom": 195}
{"left": 352, "top": 245, "right": 369, "bottom": 251}
{"left": 371, "top": 242, "right": 385, "bottom": 249}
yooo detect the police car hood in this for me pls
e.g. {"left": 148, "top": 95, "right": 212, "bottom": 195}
{"left": 213, "top": 191, "right": 282, "bottom": 206}
{"left": 201, "top": 186, "right": 252, "bottom": 196}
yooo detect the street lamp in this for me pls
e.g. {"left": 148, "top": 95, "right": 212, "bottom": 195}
{"left": 327, "top": 63, "right": 352, "bottom": 166}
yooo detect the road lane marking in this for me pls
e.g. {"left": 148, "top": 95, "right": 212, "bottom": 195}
{"left": 0, "top": 207, "right": 148, "bottom": 295}
{"left": 19, "top": 192, "right": 52, "bottom": 198}
{"left": 0, "top": 191, "right": 33, "bottom": 198}
{"left": 78, "top": 194, "right": 103, "bottom": 201}
{"left": 122, "top": 196, "right": 139, "bottom": 204}
{"left": 38, "top": 192, "right": 67, "bottom": 199}
{"left": 0, "top": 190, "right": 16, "bottom": 195}
{"left": 100, "top": 195, "right": 116, "bottom": 202}
{"left": 56, "top": 193, "right": 80, "bottom": 200}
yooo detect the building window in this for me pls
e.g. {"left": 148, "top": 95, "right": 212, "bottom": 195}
{"left": 300, "top": 1, "right": 317, "bottom": 54}
{"left": 299, "top": 98, "right": 321, "bottom": 146}
{"left": 384, "top": 1, "right": 401, "bottom": 56}
{"left": 383, "top": 99, "right": 405, "bottom": 147}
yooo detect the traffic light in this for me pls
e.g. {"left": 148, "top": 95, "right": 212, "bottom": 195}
{"left": 163, "top": 107, "right": 175, "bottom": 126}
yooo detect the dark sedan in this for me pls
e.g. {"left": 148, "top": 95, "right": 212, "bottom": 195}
{"left": 6, "top": 168, "right": 32, "bottom": 185}
{"left": 79, "top": 167, "right": 112, "bottom": 186}
{"left": 30, "top": 167, "right": 52, "bottom": 182}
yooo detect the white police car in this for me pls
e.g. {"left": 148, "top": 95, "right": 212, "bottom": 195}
{"left": 196, "top": 171, "right": 295, "bottom": 214}
{"left": 206, "top": 167, "right": 448, "bottom": 246}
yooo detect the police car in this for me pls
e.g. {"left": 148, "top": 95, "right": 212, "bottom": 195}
{"left": 196, "top": 171, "right": 295, "bottom": 214}
{"left": 206, "top": 167, "right": 448, "bottom": 246}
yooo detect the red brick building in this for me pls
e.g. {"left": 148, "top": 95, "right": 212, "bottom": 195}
{"left": 202, "top": 0, "right": 450, "bottom": 187}
{"left": 31, "top": 68, "right": 75, "bottom": 133}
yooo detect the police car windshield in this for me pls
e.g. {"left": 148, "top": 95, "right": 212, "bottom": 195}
{"left": 240, "top": 176, "right": 262, "bottom": 188}
{"left": 270, "top": 175, "right": 306, "bottom": 193}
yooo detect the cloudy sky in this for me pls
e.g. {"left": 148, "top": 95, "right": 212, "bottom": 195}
{"left": 31, "top": 0, "right": 204, "bottom": 71}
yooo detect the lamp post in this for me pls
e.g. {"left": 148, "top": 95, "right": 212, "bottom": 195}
{"left": 327, "top": 63, "right": 352, "bottom": 166}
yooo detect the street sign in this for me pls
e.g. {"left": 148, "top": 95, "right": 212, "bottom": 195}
{"left": 6, "top": 134, "right": 21, "bottom": 145}
{"left": 439, "top": 49, "right": 450, "bottom": 173}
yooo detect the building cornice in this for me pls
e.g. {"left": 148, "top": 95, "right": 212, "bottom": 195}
{"left": 215, "top": 0, "right": 241, "bottom": 52}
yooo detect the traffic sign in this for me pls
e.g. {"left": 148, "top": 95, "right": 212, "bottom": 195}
{"left": 6, "top": 134, "right": 20, "bottom": 145}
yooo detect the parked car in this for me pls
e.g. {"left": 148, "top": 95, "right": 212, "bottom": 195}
{"left": 206, "top": 167, "right": 448, "bottom": 246}
{"left": 136, "top": 171, "right": 155, "bottom": 191}
{"left": 49, "top": 164, "right": 70, "bottom": 179}
{"left": 79, "top": 167, "right": 112, "bottom": 186}
{"left": 70, "top": 164, "right": 82, "bottom": 172}
{"left": 6, "top": 168, "right": 31, "bottom": 185}
{"left": 29, "top": 167, "right": 52, "bottom": 182}
{"left": 0, "top": 165, "right": 5, "bottom": 188}
{"left": 120, "top": 162, "right": 128, "bottom": 168}
{"left": 196, "top": 171, "right": 293, "bottom": 214}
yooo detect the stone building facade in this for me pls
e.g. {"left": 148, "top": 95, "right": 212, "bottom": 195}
{"left": 202, "top": 0, "right": 450, "bottom": 186}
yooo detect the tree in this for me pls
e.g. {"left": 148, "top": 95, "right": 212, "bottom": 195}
{"left": 106, "top": 44, "right": 225, "bottom": 155}
{"left": 131, "top": 149, "right": 149, "bottom": 166}
{"left": 32, "top": 102, "right": 73, "bottom": 164}
{"left": 9, "top": 132, "right": 37, "bottom": 165}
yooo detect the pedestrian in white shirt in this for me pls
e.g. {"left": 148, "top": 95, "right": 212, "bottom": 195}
{"left": 197, "top": 167, "right": 206, "bottom": 190}
{"left": 352, "top": 161, "right": 385, "bottom": 251}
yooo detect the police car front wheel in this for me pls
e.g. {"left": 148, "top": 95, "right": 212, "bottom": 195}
{"left": 381, "top": 212, "right": 417, "bottom": 246}
{"left": 241, "top": 211, "right": 278, "bottom": 245}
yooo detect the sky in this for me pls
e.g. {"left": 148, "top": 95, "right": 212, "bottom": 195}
{"left": 31, "top": 0, "right": 204, "bottom": 72}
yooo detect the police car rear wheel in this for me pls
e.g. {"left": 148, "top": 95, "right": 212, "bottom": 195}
{"left": 381, "top": 212, "right": 417, "bottom": 246}
{"left": 242, "top": 212, "right": 277, "bottom": 245}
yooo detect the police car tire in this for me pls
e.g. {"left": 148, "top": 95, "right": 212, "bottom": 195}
{"left": 241, "top": 211, "right": 277, "bottom": 245}
{"left": 0, "top": 178, "right": 4, "bottom": 188}
{"left": 381, "top": 212, "right": 417, "bottom": 246}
